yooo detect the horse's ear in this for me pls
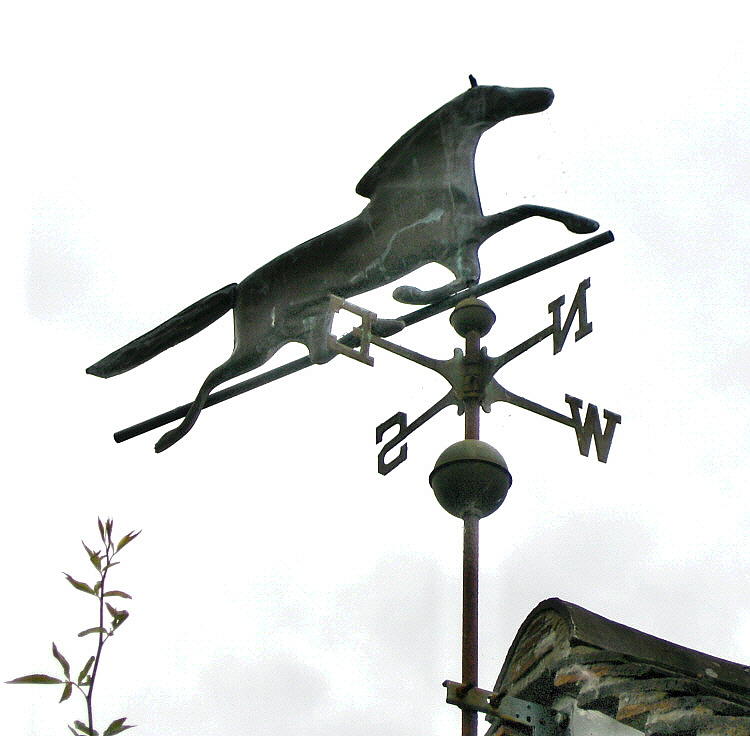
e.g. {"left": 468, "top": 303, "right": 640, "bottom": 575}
{"left": 468, "top": 74, "right": 478, "bottom": 88}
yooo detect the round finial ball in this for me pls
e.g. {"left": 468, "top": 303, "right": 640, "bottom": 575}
{"left": 450, "top": 298, "right": 496, "bottom": 337}
{"left": 429, "top": 440, "right": 512, "bottom": 519}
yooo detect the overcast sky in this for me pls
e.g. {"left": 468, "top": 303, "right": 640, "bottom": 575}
{"left": 3, "top": 1, "right": 749, "bottom": 734}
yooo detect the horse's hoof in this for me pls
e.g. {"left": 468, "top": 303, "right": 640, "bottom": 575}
{"left": 155, "top": 430, "right": 180, "bottom": 453}
{"left": 372, "top": 318, "right": 406, "bottom": 338}
{"left": 393, "top": 286, "right": 424, "bottom": 304}
{"left": 568, "top": 216, "right": 599, "bottom": 234}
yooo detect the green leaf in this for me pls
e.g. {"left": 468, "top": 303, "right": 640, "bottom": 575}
{"left": 103, "top": 718, "right": 126, "bottom": 735}
{"left": 103, "top": 717, "right": 135, "bottom": 735}
{"left": 64, "top": 574, "right": 96, "bottom": 596}
{"left": 78, "top": 655, "right": 95, "bottom": 684}
{"left": 94, "top": 580, "right": 102, "bottom": 596}
{"left": 106, "top": 602, "right": 118, "bottom": 618}
{"left": 70, "top": 726, "right": 83, "bottom": 736}
{"left": 6, "top": 674, "right": 63, "bottom": 684}
{"left": 103, "top": 590, "right": 132, "bottom": 599}
{"left": 82, "top": 542, "right": 102, "bottom": 572}
{"left": 52, "top": 642, "right": 71, "bottom": 679}
{"left": 98, "top": 518, "right": 106, "bottom": 543}
{"left": 59, "top": 681, "right": 73, "bottom": 702}
{"left": 112, "top": 610, "right": 129, "bottom": 631}
{"left": 74, "top": 720, "right": 99, "bottom": 736}
{"left": 106, "top": 518, "right": 113, "bottom": 541}
{"left": 78, "top": 626, "right": 107, "bottom": 637}
{"left": 115, "top": 530, "right": 141, "bottom": 553}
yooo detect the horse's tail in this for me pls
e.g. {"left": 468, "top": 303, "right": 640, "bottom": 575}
{"left": 86, "top": 283, "right": 238, "bottom": 378}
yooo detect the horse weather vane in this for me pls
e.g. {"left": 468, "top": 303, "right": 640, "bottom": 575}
{"left": 86, "top": 79, "right": 617, "bottom": 456}
{"left": 87, "top": 78, "right": 621, "bottom": 736}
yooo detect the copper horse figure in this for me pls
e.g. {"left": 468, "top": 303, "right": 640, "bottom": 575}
{"left": 87, "top": 82, "right": 599, "bottom": 451}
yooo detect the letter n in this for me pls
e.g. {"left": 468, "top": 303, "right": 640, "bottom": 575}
{"left": 565, "top": 394, "right": 621, "bottom": 463}
{"left": 548, "top": 278, "right": 593, "bottom": 354}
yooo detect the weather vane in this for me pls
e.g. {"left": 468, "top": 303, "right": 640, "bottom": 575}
{"left": 87, "top": 77, "right": 620, "bottom": 736}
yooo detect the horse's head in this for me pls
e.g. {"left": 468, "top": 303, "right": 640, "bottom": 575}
{"left": 356, "top": 82, "right": 555, "bottom": 199}
{"left": 457, "top": 84, "right": 554, "bottom": 128}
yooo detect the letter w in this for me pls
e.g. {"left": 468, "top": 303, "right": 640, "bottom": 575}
{"left": 565, "top": 394, "right": 621, "bottom": 463}
{"left": 548, "top": 278, "right": 593, "bottom": 354}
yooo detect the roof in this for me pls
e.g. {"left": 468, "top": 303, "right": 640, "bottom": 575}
{"left": 491, "top": 598, "right": 750, "bottom": 735}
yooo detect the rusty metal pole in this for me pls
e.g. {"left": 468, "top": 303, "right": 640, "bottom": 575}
{"left": 462, "top": 328, "right": 481, "bottom": 736}
{"left": 464, "top": 329, "right": 481, "bottom": 441}
{"left": 462, "top": 514, "right": 479, "bottom": 736}
{"left": 435, "top": 299, "right": 508, "bottom": 736}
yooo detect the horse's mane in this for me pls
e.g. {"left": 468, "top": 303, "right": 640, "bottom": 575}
{"left": 355, "top": 88, "right": 474, "bottom": 199}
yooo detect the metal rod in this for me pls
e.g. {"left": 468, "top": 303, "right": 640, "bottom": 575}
{"left": 464, "top": 406, "right": 480, "bottom": 442}
{"left": 464, "top": 329, "right": 481, "bottom": 440}
{"left": 114, "top": 230, "right": 614, "bottom": 443}
{"left": 462, "top": 326, "right": 481, "bottom": 736}
{"left": 401, "top": 229, "right": 614, "bottom": 328}
{"left": 462, "top": 514, "right": 479, "bottom": 736}
{"left": 113, "top": 357, "right": 311, "bottom": 443}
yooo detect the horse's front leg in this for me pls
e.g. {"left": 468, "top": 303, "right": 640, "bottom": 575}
{"left": 480, "top": 205, "right": 599, "bottom": 237}
{"left": 392, "top": 248, "right": 480, "bottom": 305}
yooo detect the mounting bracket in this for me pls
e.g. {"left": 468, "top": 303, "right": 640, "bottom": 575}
{"left": 443, "top": 681, "right": 567, "bottom": 736}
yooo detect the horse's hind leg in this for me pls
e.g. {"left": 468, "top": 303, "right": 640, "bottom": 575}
{"left": 154, "top": 344, "right": 268, "bottom": 452}
{"left": 153, "top": 359, "right": 240, "bottom": 452}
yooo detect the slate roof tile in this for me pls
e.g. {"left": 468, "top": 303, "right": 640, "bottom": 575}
{"left": 489, "top": 599, "right": 750, "bottom": 735}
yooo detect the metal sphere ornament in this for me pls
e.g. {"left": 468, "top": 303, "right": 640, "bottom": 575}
{"left": 429, "top": 439, "right": 512, "bottom": 519}
{"left": 449, "top": 298, "right": 496, "bottom": 338}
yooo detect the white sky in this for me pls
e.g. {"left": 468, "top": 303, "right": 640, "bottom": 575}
{"left": 2, "top": 2, "right": 749, "bottom": 734}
